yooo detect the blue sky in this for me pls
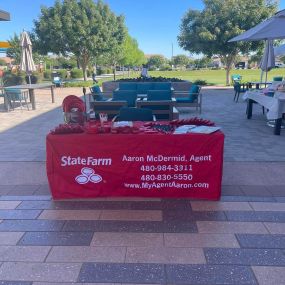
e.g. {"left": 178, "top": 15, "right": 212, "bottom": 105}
{"left": 1, "top": 0, "right": 285, "bottom": 58}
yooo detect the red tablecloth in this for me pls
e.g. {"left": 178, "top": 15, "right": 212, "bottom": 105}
{"left": 46, "top": 130, "right": 224, "bottom": 200}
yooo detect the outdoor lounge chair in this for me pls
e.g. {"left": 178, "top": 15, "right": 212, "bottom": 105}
{"left": 174, "top": 85, "right": 202, "bottom": 113}
{"left": 90, "top": 100, "right": 127, "bottom": 119}
{"left": 112, "top": 90, "right": 138, "bottom": 107}
{"left": 114, "top": 107, "right": 155, "bottom": 121}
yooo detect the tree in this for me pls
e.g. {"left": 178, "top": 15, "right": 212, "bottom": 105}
{"left": 172, "top": 54, "right": 190, "bottom": 69}
{"left": 147, "top": 55, "right": 167, "bottom": 69}
{"left": 33, "top": 0, "right": 126, "bottom": 80}
{"left": 178, "top": 0, "right": 278, "bottom": 84}
{"left": 120, "top": 35, "right": 146, "bottom": 68}
{"left": 6, "top": 34, "right": 21, "bottom": 65}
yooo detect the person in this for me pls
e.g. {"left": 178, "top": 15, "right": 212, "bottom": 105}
{"left": 92, "top": 71, "right": 98, "bottom": 84}
{"left": 141, "top": 64, "right": 149, "bottom": 78}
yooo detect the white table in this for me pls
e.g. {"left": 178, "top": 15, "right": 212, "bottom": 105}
{"left": 243, "top": 90, "right": 285, "bottom": 135}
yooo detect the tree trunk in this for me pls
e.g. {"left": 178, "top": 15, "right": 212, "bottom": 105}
{"left": 113, "top": 66, "right": 116, "bottom": 81}
{"left": 226, "top": 67, "right": 231, "bottom": 86}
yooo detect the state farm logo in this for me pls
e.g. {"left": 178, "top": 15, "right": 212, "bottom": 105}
{"left": 75, "top": 167, "right": 102, "bottom": 184}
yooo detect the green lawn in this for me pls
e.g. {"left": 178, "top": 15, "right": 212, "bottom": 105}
{"left": 63, "top": 68, "right": 285, "bottom": 87}
{"left": 148, "top": 69, "right": 285, "bottom": 86}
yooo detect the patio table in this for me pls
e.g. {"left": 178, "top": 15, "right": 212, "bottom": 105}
{"left": 46, "top": 125, "right": 224, "bottom": 200}
{"left": 243, "top": 90, "right": 285, "bottom": 135}
{"left": 4, "top": 83, "right": 55, "bottom": 110}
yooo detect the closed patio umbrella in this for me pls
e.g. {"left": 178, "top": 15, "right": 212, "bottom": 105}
{"left": 259, "top": 40, "right": 275, "bottom": 83}
{"left": 20, "top": 31, "right": 36, "bottom": 84}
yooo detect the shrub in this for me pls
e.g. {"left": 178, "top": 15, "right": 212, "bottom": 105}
{"left": 116, "top": 76, "right": 185, "bottom": 82}
{"left": 64, "top": 80, "right": 96, "bottom": 87}
{"left": 3, "top": 71, "right": 25, "bottom": 86}
{"left": 193, "top": 79, "right": 208, "bottom": 86}
{"left": 160, "top": 64, "right": 172, "bottom": 71}
{"left": 70, "top": 68, "right": 82, "bottom": 79}
{"left": 56, "top": 69, "right": 68, "bottom": 79}
{"left": 44, "top": 70, "right": 52, "bottom": 80}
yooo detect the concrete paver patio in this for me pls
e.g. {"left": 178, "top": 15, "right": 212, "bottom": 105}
{"left": 0, "top": 86, "right": 284, "bottom": 284}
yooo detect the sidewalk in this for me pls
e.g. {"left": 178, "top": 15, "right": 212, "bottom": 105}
{"left": 0, "top": 87, "right": 284, "bottom": 284}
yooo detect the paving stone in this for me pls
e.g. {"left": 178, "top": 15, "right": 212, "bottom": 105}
{"left": 0, "top": 245, "right": 50, "bottom": 262}
{"left": 0, "top": 281, "right": 32, "bottom": 285}
{"left": 0, "top": 220, "right": 65, "bottom": 232}
{"left": 38, "top": 210, "right": 101, "bottom": 220}
{"left": 10, "top": 185, "right": 40, "bottom": 195}
{"left": 221, "top": 196, "right": 276, "bottom": 202}
{"left": 274, "top": 197, "right": 285, "bottom": 202}
{"left": 205, "top": 248, "right": 285, "bottom": 266}
{"left": 63, "top": 220, "right": 198, "bottom": 233}
{"left": 0, "top": 232, "right": 24, "bottom": 245}
{"left": 0, "top": 201, "right": 21, "bottom": 210}
{"left": 250, "top": 202, "right": 285, "bottom": 211}
{"left": 197, "top": 221, "right": 268, "bottom": 234}
{"left": 0, "top": 210, "right": 41, "bottom": 219}
{"left": 161, "top": 199, "right": 192, "bottom": 210}
{"left": 240, "top": 185, "right": 272, "bottom": 197}
{"left": 252, "top": 266, "right": 285, "bottom": 285}
{"left": 0, "top": 262, "right": 81, "bottom": 282}
{"left": 264, "top": 222, "right": 285, "bottom": 234}
{"left": 163, "top": 210, "right": 226, "bottom": 221}
{"left": 265, "top": 186, "right": 285, "bottom": 197}
{"left": 78, "top": 262, "right": 165, "bottom": 283}
{"left": 237, "top": 234, "right": 285, "bottom": 249}
{"left": 33, "top": 283, "right": 117, "bottom": 285}
{"left": 46, "top": 246, "right": 126, "bottom": 263}
{"left": 100, "top": 210, "right": 162, "bottom": 221}
{"left": 91, "top": 232, "right": 163, "bottom": 247}
{"left": 0, "top": 195, "right": 51, "bottom": 201}
{"left": 165, "top": 264, "right": 257, "bottom": 284}
{"left": 18, "top": 232, "right": 94, "bottom": 246}
{"left": 17, "top": 200, "right": 164, "bottom": 210}
{"left": 221, "top": 185, "right": 244, "bottom": 196}
{"left": 225, "top": 211, "right": 285, "bottom": 222}
{"left": 191, "top": 201, "right": 253, "bottom": 211}
{"left": 0, "top": 185, "right": 16, "bottom": 195}
{"left": 164, "top": 233, "right": 240, "bottom": 248}
{"left": 126, "top": 246, "right": 205, "bottom": 264}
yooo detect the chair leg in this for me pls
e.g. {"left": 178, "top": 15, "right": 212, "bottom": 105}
{"left": 23, "top": 93, "right": 30, "bottom": 111}
{"left": 236, "top": 92, "right": 240, "bottom": 103}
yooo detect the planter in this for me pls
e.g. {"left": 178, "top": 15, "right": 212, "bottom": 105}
{"left": 102, "top": 80, "right": 192, "bottom": 93}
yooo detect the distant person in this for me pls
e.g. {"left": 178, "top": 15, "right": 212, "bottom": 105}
{"left": 92, "top": 71, "right": 98, "bottom": 84}
{"left": 141, "top": 64, "right": 149, "bottom": 78}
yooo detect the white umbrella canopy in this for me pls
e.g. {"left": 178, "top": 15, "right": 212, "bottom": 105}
{"left": 274, "top": 44, "right": 285, "bottom": 57}
{"left": 259, "top": 40, "right": 275, "bottom": 82}
{"left": 20, "top": 31, "right": 36, "bottom": 84}
{"left": 229, "top": 10, "right": 285, "bottom": 42}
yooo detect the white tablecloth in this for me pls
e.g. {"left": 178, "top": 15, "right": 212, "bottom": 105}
{"left": 243, "top": 90, "right": 285, "bottom": 120}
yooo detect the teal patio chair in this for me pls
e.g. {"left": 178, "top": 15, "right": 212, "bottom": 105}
{"left": 231, "top": 74, "right": 242, "bottom": 85}
{"left": 90, "top": 85, "right": 108, "bottom": 101}
{"left": 174, "top": 84, "right": 202, "bottom": 113}
{"left": 4, "top": 88, "right": 30, "bottom": 111}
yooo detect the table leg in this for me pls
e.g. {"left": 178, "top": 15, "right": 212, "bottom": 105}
{"left": 256, "top": 83, "right": 260, "bottom": 89}
{"left": 247, "top": 99, "right": 253, "bottom": 119}
{"left": 274, "top": 118, "right": 282, "bottom": 135}
{"left": 51, "top": 86, "right": 55, "bottom": 103}
{"left": 3, "top": 92, "right": 10, "bottom": 112}
{"left": 29, "top": 89, "right": 36, "bottom": 110}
